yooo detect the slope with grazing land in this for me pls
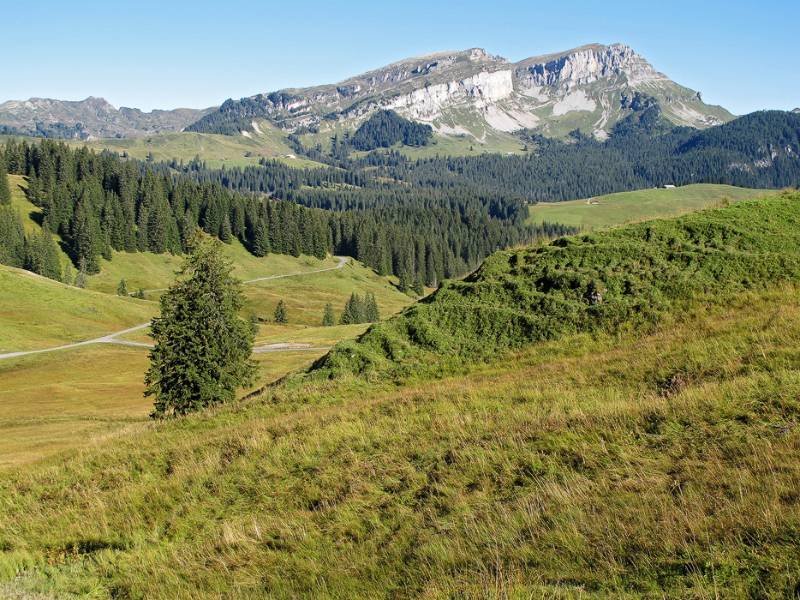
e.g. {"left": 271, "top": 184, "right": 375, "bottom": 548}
{"left": 75, "top": 120, "right": 325, "bottom": 169}
{"left": 527, "top": 183, "right": 780, "bottom": 230}
{"left": 0, "top": 250, "right": 411, "bottom": 467}
{"left": 1, "top": 194, "right": 799, "bottom": 597}
{"left": 319, "top": 191, "right": 800, "bottom": 379}
{"left": 0, "top": 265, "right": 155, "bottom": 353}
{"left": 85, "top": 242, "right": 343, "bottom": 296}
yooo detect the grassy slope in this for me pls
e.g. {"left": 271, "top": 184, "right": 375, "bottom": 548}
{"left": 1, "top": 290, "right": 798, "bottom": 597}
{"left": 1, "top": 194, "right": 799, "bottom": 597}
{"left": 320, "top": 192, "right": 800, "bottom": 379}
{"left": 527, "top": 183, "right": 780, "bottom": 230}
{"left": 86, "top": 242, "right": 341, "bottom": 295}
{"left": 0, "top": 265, "right": 155, "bottom": 352}
{"left": 243, "top": 260, "right": 411, "bottom": 326}
{"left": 73, "top": 120, "right": 324, "bottom": 169}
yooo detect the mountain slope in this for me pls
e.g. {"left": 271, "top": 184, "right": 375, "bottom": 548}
{"left": 2, "top": 196, "right": 799, "bottom": 597}
{"left": 316, "top": 191, "right": 800, "bottom": 379}
{"left": 189, "top": 43, "right": 733, "bottom": 143}
{"left": 0, "top": 96, "right": 215, "bottom": 139}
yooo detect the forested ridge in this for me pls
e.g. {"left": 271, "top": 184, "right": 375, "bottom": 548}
{"left": 0, "top": 140, "right": 560, "bottom": 289}
{"left": 177, "top": 109, "right": 800, "bottom": 206}
{"left": 388, "top": 109, "right": 800, "bottom": 201}
{"left": 2, "top": 109, "right": 797, "bottom": 290}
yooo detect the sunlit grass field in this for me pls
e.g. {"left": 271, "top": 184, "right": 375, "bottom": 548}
{"left": 527, "top": 183, "right": 779, "bottom": 230}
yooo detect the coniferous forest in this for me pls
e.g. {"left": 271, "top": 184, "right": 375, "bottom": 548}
{"left": 1, "top": 109, "right": 798, "bottom": 287}
{"left": 0, "top": 139, "right": 565, "bottom": 287}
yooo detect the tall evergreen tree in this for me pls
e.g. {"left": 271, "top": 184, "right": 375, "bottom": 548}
{"left": 322, "top": 303, "right": 335, "bottom": 326}
{"left": 274, "top": 299, "right": 288, "bottom": 324}
{"left": 146, "top": 233, "right": 256, "bottom": 418}
{"left": 0, "top": 154, "right": 10, "bottom": 205}
{"left": 0, "top": 206, "right": 26, "bottom": 267}
{"left": 365, "top": 293, "right": 380, "bottom": 322}
{"left": 117, "top": 279, "right": 128, "bottom": 296}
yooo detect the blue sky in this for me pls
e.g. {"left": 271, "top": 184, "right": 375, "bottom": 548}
{"left": 3, "top": 0, "right": 797, "bottom": 115}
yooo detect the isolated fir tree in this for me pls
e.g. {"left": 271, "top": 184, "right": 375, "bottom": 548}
{"left": 365, "top": 293, "right": 380, "bottom": 322}
{"left": 0, "top": 154, "right": 10, "bottom": 205}
{"left": 322, "top": 303, "right": 335, "bottom": 326}
{"left": 134, "top": 288, "right": 146, "bottom": 299}
{"left": 274, "top": 299, "right": 288, "bottom": 324}
{"left": 117, "top": 279, "right": 128, "bottom": 296}
{"left": 146, "top": 233, "right": 256, "bottom": 418}
{"left": 62, "top": 261, "right": 74, "bottom": 286}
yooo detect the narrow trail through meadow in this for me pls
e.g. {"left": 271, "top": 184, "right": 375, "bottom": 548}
{"left": 0, "top": 256, "right": 349, "bottom": 361}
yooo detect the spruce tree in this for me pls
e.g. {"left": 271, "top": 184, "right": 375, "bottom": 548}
{"left": 117, "top": 279, "right": 128, "bottom": 296}
{"left": 340, "top": 292, "right": 365, "bottom": 325}
{"left": 322, "top": 303, "right": 335, "bottom": 326}
{"left": 0, "top": 206, "right": 26, "bottom": 267}
{"left": 146, "top": 233, "right": 256, "bottom": 418}
{"left": 274, "top": 299, "right": 288, "bottom": 324}
{"left": 0, "top": 154, "right": 10, "bottom": 205}
{"left": 365, "top": 293, "right": 380, "bottom": 322}
{"left": 62, "top": 261, "right": 74, "bottom": 285}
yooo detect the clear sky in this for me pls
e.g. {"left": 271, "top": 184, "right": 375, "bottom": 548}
{"left": 3, "top": 0, "right": 798, "bottom": 115}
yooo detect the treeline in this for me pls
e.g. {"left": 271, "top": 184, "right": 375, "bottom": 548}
{"left": 0, "top": 207, "right": 66, "bottom": 281}
{"left": 0, "top": 141, "right": 563, "bottom": 288}
{"left": 164, "top": 158, "right": 571, "bottom": 289}
{"left": 0, "top": 156, "right": 67, "bottom": 281}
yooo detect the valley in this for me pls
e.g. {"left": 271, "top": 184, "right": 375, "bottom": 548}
{"left": 2, "top": 12, "right": 800, "bottom": 596}
{"left": 1, "top": 193, "right": 799, "bottom": 597}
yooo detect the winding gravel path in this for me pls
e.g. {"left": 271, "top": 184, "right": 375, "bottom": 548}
{"left": 0, "top": 257, "right": 349, "bottom": 361}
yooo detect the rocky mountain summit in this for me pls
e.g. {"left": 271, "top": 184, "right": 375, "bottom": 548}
{"left": 0, "top": 96, "right": 214, "bottom": 139}
{"left": 189, "top": 43, "right": 734, "bottom": 141}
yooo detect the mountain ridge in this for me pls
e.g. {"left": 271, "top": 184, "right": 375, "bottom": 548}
{"left": 187, "top": 42, "right": 734, "bottom": 142}
{"left": 0, "top": 96, "right": 215, "bottom": 139}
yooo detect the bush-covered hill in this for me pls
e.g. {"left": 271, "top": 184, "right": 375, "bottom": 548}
{"left": 316, "top": 191, "right": 800, "bottom": 379}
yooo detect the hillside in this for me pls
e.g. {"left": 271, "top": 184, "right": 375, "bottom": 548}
{"left": 1, "top": 195, "right": 799, "bottom": 597}
{"left": 316, "top": 191, "right": 800, "bottom": 378}
{"left": 0, "top": 97, "right": 214, "bottom": 139}
{"left": 75, "top": 121, "right": 324, "bottom": 169}
{"left": 188, "top": 43, "right": 733, "bottom": 145}
{"left": 527, "top": 183, "right": 779, "bottom": 230}
{"left": 0, "top": 265, "right": 155, "bottom": 353}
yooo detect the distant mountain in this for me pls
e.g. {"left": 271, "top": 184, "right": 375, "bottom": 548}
{"left": 188, "top": 43, "right": 734, "bottom": 141}
{"left": 0, "top": 97, "right": 215, "bottom": 139}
